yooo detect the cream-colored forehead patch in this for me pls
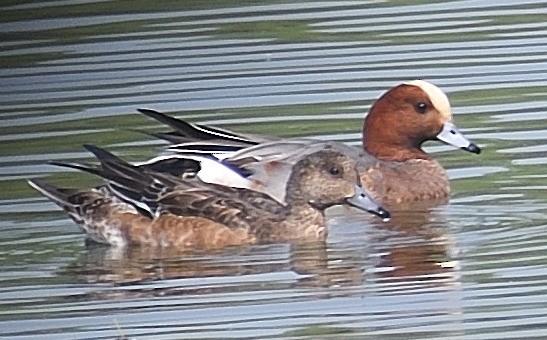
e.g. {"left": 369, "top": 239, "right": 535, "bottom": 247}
{"left": 403, "top": 80, "right": 453, "bottom": 120}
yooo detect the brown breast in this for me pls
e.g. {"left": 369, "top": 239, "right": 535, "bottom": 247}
{"left": 360, "top": 158, "right": 450, "bottom": 208}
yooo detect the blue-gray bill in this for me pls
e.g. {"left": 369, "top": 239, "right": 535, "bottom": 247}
{"left": 346, "top": 185, "right": 391, "bottom": 221}
{"left": 437, "top": 122, "right": 481, "bottom": 154}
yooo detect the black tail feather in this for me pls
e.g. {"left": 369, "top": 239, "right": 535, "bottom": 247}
{"left": 137, "top": 108, "right": 208, "bottom": 140}
{"left": 48, "top": 161, "right": 103, "bottom": 177}
{"left": 26, "top": 179, "right": 89, "bottom": 224}
{"left": 27, "top": 179, "right": 78, "bottom": 206}
{"left": 129, "top": 128, "right": 194, "bottom": 144}
{"left": 82, "top": 144, "right": 150, "bottom": 186}
{"left": 137, "top": 108, "right": 257, "bottom": 144}
{"left": 81, "top": 144, "right": 181, "bottom": 213}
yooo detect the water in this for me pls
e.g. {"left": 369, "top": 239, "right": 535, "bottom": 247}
{"left": 1, "top": 0, "right": 546, "bottom": 338}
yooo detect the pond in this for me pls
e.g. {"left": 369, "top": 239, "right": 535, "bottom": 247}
{"left": 1, "top": 0, "right": 546, "bottom": 338}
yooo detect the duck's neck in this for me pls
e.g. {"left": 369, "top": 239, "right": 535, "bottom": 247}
{"left": 284, "top": 182, "right": 321, "bottom": 213}
{"left": 363, "top": 139, "right": 430, "bottom": 161}
{"left": 286, "top": 202, "right": 327, "bottom": 241}
{"left": 280, "top": 179, "right": 328, "bottom": 241}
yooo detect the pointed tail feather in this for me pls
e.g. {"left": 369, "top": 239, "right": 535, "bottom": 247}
{"left": 129, "top": 128, "right": 195, "bottom": 144}
{"left": 48, "top": 146, "right": 151, "bottom": 197}
{"left": 138, "top": 108, "right": 219, "bottom": 141}
{"left": 83, "top": 144, "right": 126, "bottom": 163}
{"left": 46, "top": 156, "right": 154, "bottom": 213}
{"left": 47, "top": 145, "right": 180, "bottom": 215}
{"left": 27, "top": 179, "right": 87, "bottom": 224}
{"left": 47, "top": 161, "right": 103, "bottom": 177}
{"left": 137, "top": 108, "right": 198, "bottom": 136}
{"left": 27, "top": 179, "right": 78, "bottom": 207}
{"left": 82, "top": 144, "right": 150, "bottom": 186}
{"left": 137, "top": 108, "right": 258, "bottom": 144}
{"left": 81, "top": 144, "right": 176, "bottom": 214}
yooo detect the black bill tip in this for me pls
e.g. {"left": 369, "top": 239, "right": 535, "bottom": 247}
{"left": 464, "top": 143, "right": 481, "bottom": 154}
{"left": 374, "top": 206, "right": 391, "bottom": 221}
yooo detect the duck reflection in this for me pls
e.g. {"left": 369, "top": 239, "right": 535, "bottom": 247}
{"left": 60, "top": 202, "right": 458, "bottom": 295}
{"left": 64, "top": 242, "right": 288, "bottom": 284}
{"left": 360, "top": 200, "right": 459, "bottom": 291}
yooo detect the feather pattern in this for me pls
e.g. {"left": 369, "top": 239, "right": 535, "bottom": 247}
{"left": 135, "top": 96, "right": 478, "bottom": 206}
{"left": 31, "top": 144, "right": 388, "bottom": 248}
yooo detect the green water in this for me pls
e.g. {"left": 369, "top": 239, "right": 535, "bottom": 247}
{"left": 0, "top": 0, "right": 546, "bottom": 338}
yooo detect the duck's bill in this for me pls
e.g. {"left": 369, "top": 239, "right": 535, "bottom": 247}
{"left": 346, "top": 186, "right": 390, "bottom": 221}
{"left": 437, "top": 122, "right": 481, "bottom": 154}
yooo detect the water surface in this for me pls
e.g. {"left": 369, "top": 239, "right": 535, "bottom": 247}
{"left": 1, "top": 0, "right": 546, "bottom": 339}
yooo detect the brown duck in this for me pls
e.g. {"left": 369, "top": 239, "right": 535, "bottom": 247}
{"left": 138, "top": 80, "right": 481, "bottom": 207}
{"left": 29, "top": 143, "right": 389, "bottom": 249}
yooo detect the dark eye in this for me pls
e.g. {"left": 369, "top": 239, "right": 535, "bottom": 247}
{"left": 415, "top": 102, "right": 428, "bottom": 114}
{"left": 329, "top": 166, "right": 341, "bottom": 177}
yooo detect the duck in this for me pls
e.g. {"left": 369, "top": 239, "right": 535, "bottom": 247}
{"left": 137, "top": 80, "right": 481, "bottom": 207}
{"left": 28, "top": 142, "right": 390, "bottom": 248}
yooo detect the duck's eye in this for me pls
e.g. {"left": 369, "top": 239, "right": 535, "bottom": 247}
{"left": 415, "top": 102, "right": 428, "bottom": 114}
{"left": 329, "top": 166, "right": 341, "bottom": 177}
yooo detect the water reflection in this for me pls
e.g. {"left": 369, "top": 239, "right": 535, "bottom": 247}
{"left": 2, "top": 0, "right": 547, "bottom": 338}
{"left": 370, "top": 207, "right": 458, "bottom": 290}
{"left": 60, "top": 205, "right": 457, "bottom": 301}
{"left": 63, "top": 243, "right": 288, "bottom": 285}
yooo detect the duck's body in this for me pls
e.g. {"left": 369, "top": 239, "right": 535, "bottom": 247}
{"left": 28, "top": 80, "right": 480, "bottom": 248}
{"left": 138, "top": 80, "right": 480, "bottom": 207}
{"left": 358, "top": 157, "right": 449, "bottom": 204}
{"left": 30, "top": 143, "right": 388, "bottom": 248}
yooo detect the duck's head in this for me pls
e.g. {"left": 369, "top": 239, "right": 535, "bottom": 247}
{"left": 289, "top": 147, "right": 390, "bottom": 220}
{"left": 363, "top": 80, "right": 481, "bottom": 161}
